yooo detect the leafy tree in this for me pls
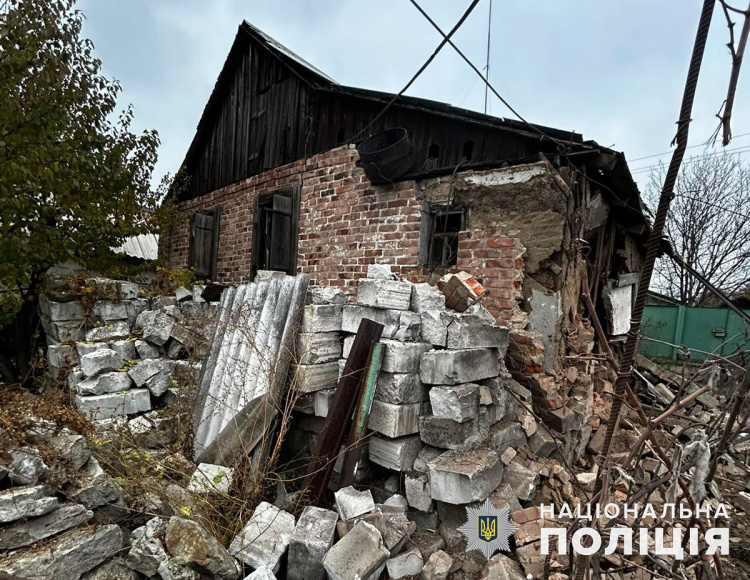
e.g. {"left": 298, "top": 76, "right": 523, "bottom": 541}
{"left": 0, "top": 0, "right": 162, "bottom": 377}
{"left": 646, "top": 152, "right": 750, "bottom": 306}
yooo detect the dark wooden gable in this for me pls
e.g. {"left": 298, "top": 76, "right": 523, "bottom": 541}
{"left": 180, "top": 27, "right": 313, "bottom": 200}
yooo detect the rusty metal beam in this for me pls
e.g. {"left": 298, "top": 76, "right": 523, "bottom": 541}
{"left": 301, "top": 318, "right": 384, "bottom": 506}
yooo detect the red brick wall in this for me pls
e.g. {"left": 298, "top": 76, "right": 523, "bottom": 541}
{"left": 161, "top": 145, "right": 526, "bottom": 323}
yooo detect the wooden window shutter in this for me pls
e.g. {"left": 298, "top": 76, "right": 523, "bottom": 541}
{"left": 418, "top": 201, "right": 432, "bottom": 267}
{"left": 188, "top": 205, "right": 222, "bottom": 280}
{"left": 268, "top": 193, "right": 293, "bottom": 272}
{"left": 251, "top": 187, "right": 299, "bottom": 277}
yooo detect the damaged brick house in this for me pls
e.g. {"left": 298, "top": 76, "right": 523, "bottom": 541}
{"left": 160, "top": 20, "right": 648, "bottom": 371}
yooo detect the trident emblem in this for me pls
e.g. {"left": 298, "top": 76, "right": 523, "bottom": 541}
{"left": 479, "top": 515, "right": 498, "bottom": 542}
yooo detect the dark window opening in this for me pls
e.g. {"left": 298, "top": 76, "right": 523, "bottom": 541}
{"left": 462, "top": 140, "right": 474, "bottom": 161}
{"left": 428, "top": 143, "right": 440, "bottom": 159}
{"left": 252, "top": 188, "right": 299, "bottom": 276}
{"left": 419, "top": 204, "right": 466, "bottom": 268}
{"left": 188, "top": 205, "right": 222, "bottom": 280}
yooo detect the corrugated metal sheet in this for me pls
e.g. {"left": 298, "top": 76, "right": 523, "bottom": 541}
{"left": 113, "top": 233, "right": 159, "bottom": 261}
{"left": 192, "top": 272, "right": 309, "bottom": 465}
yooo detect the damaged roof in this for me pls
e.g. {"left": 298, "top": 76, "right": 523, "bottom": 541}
{"left": 176, "top": 20, "right": 646, "bottom": 230}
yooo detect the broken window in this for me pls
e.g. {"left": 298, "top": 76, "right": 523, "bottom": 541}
{"left": 419, "top": 203, "right": 466, "bottom": 268}
{"left": 252, "top": 187, "right": 299, "bottom": 276}
{"left": 188, "top": 205, "right": 222, "bottom": 280}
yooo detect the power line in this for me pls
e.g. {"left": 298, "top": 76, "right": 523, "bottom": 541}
{"left": 628, "top": 131, "right": 750, "bottom": 163}
{"left": 483, "top": 0, "right": 492, "bottom": 114}
{"left": 630, "top": 144, "right": 750, "bottom": 174}
{"left": 343, "top": 0, "right": 482, "bottom": 145}
{"left": 408, "top": 0, "right": 569, "bottom": 150}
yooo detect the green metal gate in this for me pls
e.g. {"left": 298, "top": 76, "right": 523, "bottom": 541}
{"left": 640, "top": 305, "right": 750, "bottom": 360}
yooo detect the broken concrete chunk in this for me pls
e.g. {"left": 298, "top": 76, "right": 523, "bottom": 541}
{"left": 187, "top": 463, "right": 234, "bottom": 494}
{"left": 47, "top": 344, "right": 79, "bottom": 370}
{"left": 369, "top": 400, "right": 423, "bottom": 438}
{"left": 335, "top": 486, "right": 376, "bottom": 520}
{"left": 528, "top": 428, "right": 558, "bottom": 457}
{"left": 368, "top": 434, "right": 423, "bottom": 471}
{"left": 77, "top": 370, "right": 132, "bottom": 396}
{"left": 48, "top": 432, "right": 91, "bottom": 470}
{"left": 229, "top": 502, "right": 295, "bottom": 573}
{"left": 140, "top": 310, "right": 175, "bottom": 345}
{"left": 429, "top": 384, "right": 480, "bottom": 423}
{"left": 0, "top": 485, "right": 59, "bottom": 524}
{"left": 0, "top": 524, "right": 122, "bottom": 580}
{"left": 65, "top": 457, "right": 124, "bottom": 509}
{"left": 419, "top": 413, "right": 488, "bottom": 451}
{"left": 175, "top": 286, "right": 193, "bottom": 302}
{"left": 40, "top": 296, "right": 85, "bottom": 321}
{"left": 405, "top": 472, "right": 433, "bottom": 512}
{"left": 322, "top": 521, "right": 390, "bottom": 580}
{"left": 503, "top": 462, "right": 540, "bottom": 501}
{"left": 413, "top": 446, "right": 445, "bottom": 473}
{"left": 297, "top": 331, "right": 342, "bottom": 364}
{"left": 366, "top": 264, "right": 396, "bottom": 280}
{"left": 358, "top": 279, "right": 413, "bottom": 310}
{"left": 126, "top": 536, "right": 169, "bottom": 577}
{"left": 74, "top": 388, "right": 151, "bottom": 420}
{"left": 310, "top": 285, "right": 348, "bottom": 305}
{"left": 110, "top": 339, "right": 137, "bottom": 360}
{"left": 421, "top": 550, "right": 454, "bottom": 580}
{"left": 76, "top": 342, "right": 110, "bottom": 358}
{"left": 8, "top": 448, "right": 48, "bottom": 485}
{"left": 313, "top": 388, "right": 335, "bottom": 417}
{"left": 287, "top": 506, "right": 338, "bottom": 580}
{"left": 157, "top": 558, "right": 202, "bottom": 580}
{"left": 85, "top": 320, "right": 130, "bottom": 342}
{"left": 376, "top": 371, "right": 427, "bottom": 404}
{"left": 481, "top": 553, "right": 526, "bottom": 580}
{"left": 381, "top": 340, "right": 431, "bottom": 373}
{"left": 387, "top": 545, "right": 424, "bottom": 579}
{"left": 395, "top": 310, "right": 422, "bottom": 341}
{"left": 91, "top": 301, "right": 129, "bottom": 323}
{"left": 489, "top": 421, "right": 527, "bottom": 453}
{"left": 135, "top": 339, "right": 160, "bottom": 359}
{"left": 245, "top": 568, "right": 277, "bottom": 580}
{"left": 420, "top": 348, "right": 499, "bottom": 385}
{"left": 428, "top": 450, "right": 504, "bottom": 505}
{"left": 411, "top": 283, "right": 445, "bottom": 314}
{"left": 296, "top": 361, "right": 340, "bottom": 393}
{"left": 80, "top": 348, "right": 124, "bottom": 378}
{"left": 420, "top": 310, "right": 452, "bottom": 347}
{"left": 446, "top": 315, "right": 509, "bottom": 351}
{"left": 341, "top": 305, "right": 400, "bottom": 337}
{"left": 301, "top": 304, "right": 344, "bottom": 333}
{"left": 165, "top": 517, "right": 239, "bottom": 580}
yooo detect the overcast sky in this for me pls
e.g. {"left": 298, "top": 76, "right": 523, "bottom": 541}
{"left": 77, "top": 0, "right": 750, "bottom": 192}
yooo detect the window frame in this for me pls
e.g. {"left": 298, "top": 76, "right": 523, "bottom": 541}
{"left": 251, "top": 186, "right": 300, "bottom": 278}
{"left": 419, "top": 202, "right": 467, "bottom": 268}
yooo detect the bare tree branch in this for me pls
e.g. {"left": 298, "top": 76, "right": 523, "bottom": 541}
{"left": 647, "top": 153, "right": 750, "bottom": 305}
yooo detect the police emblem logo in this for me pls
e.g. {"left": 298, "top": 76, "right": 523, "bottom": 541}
{"left": 458, "top": 498, "right": 518, "bottom": 559}
{"left": 479, "top": 515, "right": 498, "bottom": 542}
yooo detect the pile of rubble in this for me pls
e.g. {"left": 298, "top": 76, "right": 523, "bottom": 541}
{"left": 275, "top": 265, "right": 599, "bottom": 578}
{"left": 42, "top": 277, "right": 214, "bottom": 440}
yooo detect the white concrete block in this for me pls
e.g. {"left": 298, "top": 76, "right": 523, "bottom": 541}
{"left": 428, "top": 449, "right": 504, "bottom": 505}
{"left": 74, "top": 388, "right": 151, "bottom": 420}
{"left": 419, "top": 348, "right": 499, "bottom": 385}
{"left": 368, "top": 434, "right": 423, "bottom": 472}
{"left": 357, "top": 279, "right": 413, "bottom": 311}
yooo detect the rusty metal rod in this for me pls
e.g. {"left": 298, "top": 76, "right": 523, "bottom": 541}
{"left": 596, "top": 0, "right": 716, "bottom": 504}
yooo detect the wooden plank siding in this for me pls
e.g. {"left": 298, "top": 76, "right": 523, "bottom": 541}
{"left": 177, "top": 23, "right": 570, "bottom": 202}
